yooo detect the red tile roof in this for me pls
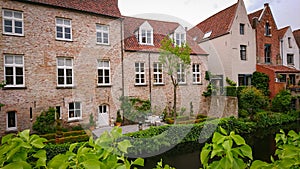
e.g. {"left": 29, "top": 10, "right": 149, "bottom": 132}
{"left": 293, "top": 29, "right": 300, "bottom": 48}
{"left": 23, "top": 0, "right": 121, "bottom": 18}
{"left": 258, "top": 64, "right": 300, "bottom": 73}
{"left": 123, "top": 16, "right": 207, "bottom": 55}
{"left": 277, "top": 26, "right": 289, "bottom": 39}
{"left": 248, "top": 9, "right": 263, "bottom": 23}
{"left": 188, "top": 2, "right": 238, "bottom": 40}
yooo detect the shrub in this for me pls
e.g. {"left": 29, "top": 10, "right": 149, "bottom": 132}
{"left": 226, "top": 77, "right": 237, "bottom": 86}
{"left": 239, "top": 87, "right": 268, "bottom": 119}
{"left": 33, "top": 107, "right": 56, "bottom": 134}
{"left": 271, "top": 90, "right": 292, "bottom": 112}
{"left": 251, "top": 71, "right": 270, "bottom": 96}
{"left": 225, "top": 86, "right": 237, "bottom": 96}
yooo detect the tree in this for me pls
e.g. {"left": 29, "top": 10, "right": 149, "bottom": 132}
{"left": 239, "top": 87, "right": 268, "bottom": 119}
{"left": 159, "top": 37, "right": 191, "bottom": 123}
{"left": 271, "top": 90, "right": 292, "bottom": 112}
{"left": 251, "top": 72, "right": 270, "bottom": 96}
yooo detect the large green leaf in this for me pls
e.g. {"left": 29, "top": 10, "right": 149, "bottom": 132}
{"left": 30, "top": 138, "right": 46, "bottom": 149}
{"left": 1, "top": 134, "right": 14, "bottom": 144}
{"left": 48, "top": 154, "right": 68, "bottom": 169}
{"left": 239, "top": 145, "right": 252, "bottom": 160}
{"left": 18, "top": 130, "right": 30, "bottom": 142}
{"left": 2, "top": 161, "right": 31, "bottom": 169}
{"left": 200, "top": 149, "right": 211, "bottom": 165}
{"left": 131, "top": 158, "right": 144, "bottom": 166}
{"left": 117, "top": 140, "right": 132, "bottom": 154}
{"left": 250, "top": 160, "right": 271, "bottom": 169}
{"left": 33, "top": 150, "right": 47, "bottom": 168}
{"left": 81, "top": 159, "right": 101, "bottom": 169}
{"left": 231, "top": 134, "right": 246, "bottom": 146}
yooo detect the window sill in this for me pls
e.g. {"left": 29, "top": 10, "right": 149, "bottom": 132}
{"left": 56, "top": 38, "right": 73, "bottom": 42}
{"left": 3, "top": 86, "right": 27, "bottom": 90}
{"left": 153, "top": 83, "right": 165, "bottom": 86}
{"left": 67, "top": 119, "right": 82, "bottom": 123}
{"left": 3, "top": 33, "right": 24, "bottom": 37}
{"left": 97, "top": 84, "right": 112, "bottom": 88}
{"left": 135, "top": 84, "right": 147, "bottom": 87}
{"left": 56, "top": 86, "right": 76, "bottom": 89}
{"left": 5, "top": 129, "right": 18, "bottom": 134}
{"left": 193, "top": 83, "right": 203, "bottom": 85}
{"left": 178, "top": 83, "right": 187, "bottom": 86}
{"left": 96, "top": 42, "right": 110, "bottom": 46}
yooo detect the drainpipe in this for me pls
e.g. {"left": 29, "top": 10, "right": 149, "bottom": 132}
{"left": 148, "top": 52, "right": 152, "bottom": 113}
{"left": 120, "top": 18, "right": 125, "bottom": 121}
{"left": 280, "top": 39, "right": 284, "bottom": 65}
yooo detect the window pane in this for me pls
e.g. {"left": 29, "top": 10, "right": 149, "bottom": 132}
{"left": 4, "top": 20, "right": 12, "bottom": 26}
{"left": 5, "top": 76, "right": 13, "bottom": 85}
{"left": 4, "top": 10, "right": 13, "bottom": 17}
{"left": 5, "top": 67, "right": 13, "bottom": 75}
{"left": 65, "top": 59, "right": 72, "bottom": 66}
{"left": 105, "top": 77, "right": 109, "bottom": 83}
{"left": 15, "top": 21, "right": 22, "bottom": 27}
{"left": 56, "top": 18, "right": 63, "bottom": 25}
{"left": 75, "top": 110, "right": 80, "bottom": 117}
{"left": 15, "top": 27, "right": 22, "bottom": 34}
{"left": 5, "top": 56, "right": 14, "bottom": 64}
{"left": 16, "top": 67, "right": 23, "bottom": 75}
{"left": 15, "top": 56, "right": 23, "bottom": 64}
{"left": 104, "top": 69, "right": 109, "bottom": 76}
{"left": 98, "top": 77, "right": 103, "bottom": 84}
{"left": 16, "top": 76, "right": 23, "bottom": 85}
{"left": 14, "top": 12, "right": 22, "bottom": 19}
{"left": 69, "top": 111, "right": 74, "bottom": 118}
{"left": 103, "top": 61, "right": 109, "bottom": 67}
{"left": 7, "top": 112, "right": 16, "bottom": 128}
{"left": 56, "top": 26, "right": 63, "bottom": 32}
{"left": 4, "top": 26, "right": 13, "bottom": 33}
{"left": 58, "top": 69, "right": 64, "bottom": 76}
{"left": 58, "top": 77, "right": 64, "bottom": 84}
{"left": 65, "top": 33, "right": 71, "bottom": 39}
{"left": 69, "top": 103, "right": 74, "bottom": 109}
{"left": 57, "top": 32, "right": 63, "bottom": 38}
{"left": 66, "top": 77, "right": 72, "bottom": 84}
{"left": 64, "top": 19, "right": 71, "bottom": 26}
{"left": 65, "top": 27, "right": 70, "bottom": 33}
{"left": 75, "top": 102, "right": 80, "bottom": 109}
{"left": 99, "top": 70, "right": 103, "bottom": 77}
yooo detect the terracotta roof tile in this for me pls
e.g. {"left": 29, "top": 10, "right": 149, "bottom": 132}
{"left": 293, "top": 29, "right": 300, "bottom": 48}
{"left": 189, "top": 2, "right": 238, "bottom": 40}
{"left": 277, "top": 26, "right": 289, "bottom": 39}
{"left": 21, "top": 0, "right": 121, "bottom": 17}
{"left": 123, "top": 16, "right": 207, "bottom": 55}
{"left": 258, "top": 64, "right": 300, "bottom": 73}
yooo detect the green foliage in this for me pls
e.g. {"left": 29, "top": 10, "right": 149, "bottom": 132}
{"left": 116, "top": 110, "right": 122, "bottom": 123}
{"left": 89, "top": 113, "right": 96, "bottom": 127}
{"left": 225, "top": 86, "right": 237, "bottom": 97}
{"left": 200, "top": 127, "right": 252, "bottom": 169}
{"left": 33, "top": 107, "right": 56, "bottom": 134}
{"left": 226, "top": 77, "right": 237, "bottom": 86}
{"left": 251, "top": 72, "right": 270, "bottom": 96}
{"left": 0, "top": 130, "right": 47, "bottom": 168}
{"left": 239, "top": 87, "right": 268, "bottom": 118}
{"left": 253, "top": 111, "right": 299, "bottom": 128}
{"left": 205, "top": 71, "right": 211, "bottom": 81}
{"left": 0, "top": 81, "right": 5, "bottom": 107}
{"left": 202, "top": 84, "right": 213, "bottom": 97}
{"left": 251, "top": 130, "right": 300, "bottom": 169}
{"left": 154, "top": 159, "right": 176, "bottom": 169}
{"left": 271, "top": 90, "right": 292, "bottom": 112}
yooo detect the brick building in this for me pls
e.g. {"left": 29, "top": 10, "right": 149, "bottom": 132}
{"left": 0, "top": 0, "right": 123, "bottom": 135}
{"left": 249, "top": 3, "right": 300, "bottom": 98}
{"left": 123, "top": 16, "right": 209, "bottom": 116}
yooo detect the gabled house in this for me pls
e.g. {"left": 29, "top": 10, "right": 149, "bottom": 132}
{"left": 294, "top": 29, "right": 300, "bottom": 56}
{"left": 0, "top": 0, "right": 122, "bottom": 135}
{"left": 123, "top": 16, "right": 209, "bottom": 115}
{"left": 188, "top": 0, "right": 256, "bottom": 89}
{"left": 249, "top": 3, "right": 300, "bottom": 98}
{"left": 278, "top": 26, "right": 300, "bottom": 70}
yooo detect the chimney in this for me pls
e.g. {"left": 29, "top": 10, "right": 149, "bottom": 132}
{"left": 264, "top": 3, "right": 269, "bottom": 7}
{"left": 252, "top": 17, "right": 258, "bottom": 29}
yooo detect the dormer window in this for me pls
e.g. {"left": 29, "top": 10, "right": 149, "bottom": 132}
{"left": 175, "top": 33, "right": 186, "bottom": 46}
{"left": 203, "top": 31, "right": 212, "bottom": 39}
{"left": 138, "top": 21, "right": 153, "bottom": 45}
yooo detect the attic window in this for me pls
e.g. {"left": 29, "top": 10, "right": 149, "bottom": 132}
{"left": 175, "top": 33, "right": 186, "bottom": 46}
{"left": 203, "top": 31, "right": 212, "bottom": 39}
{"left": 265, "top": 22, "right": 271, "bottom": 36}
{"left": 139, "top": 29, "right": 153, "bottom": 45}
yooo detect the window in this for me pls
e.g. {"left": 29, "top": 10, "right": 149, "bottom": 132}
{"left": 175, "top": 33, "right": 186, "bottom": 46}
{"left": 288, "top": 37, "right": 292, "bottom": 48}
{"left": 56, "top": 18, "right": 72, "bottom": 40}
{"left": 238, "top": 74, "right": 251, "bottom": 86}
{"left": 153, "top": 63, "right": 163, "bottom": 84}
{"left": 68, "top": 102, "right": 81, "bottom": 120}
{"left": 240, "top": 45, "right": 247, "bottom": 60}
{"left": 57, "top": 58, "right": 73, "bottom": 87}
{"left": 240, "top": 24, "right": 245, "bottom": 35}
{"left": 192, "top": 64, "right": 201, "bottom": 84}
{"left": 278, "top": 74, "right": 286, "bottom": 82}
{"left": 265, "top": 22, "right": 271, "bottom": 36}
{"left": 55, "top": 106, "right": 61, "bottom": 120}
{"left": 264, "top": 44, "right": 271, "bottom": 64}
{"left": 96, "top": 24, "right": 109, "bottom": 44}
{"left": 289, "top": 74, "right": 296, "bottom": 85}
{"left": 140, "top": 29, "right": 152, "bottom": 45}
{"left": 135, "top": 62, "right": 145, "bottom": 85}
{"left": 99, "top": 105, "right": 109, "bottom": 114}
{"left": 287, "top": 54, "right": 294, "bottom": 65}
{"left": 97, "top": 60, "right": 110, "bottom": 85}
{"left": 4, "top": 55, "right": 24, "bottom": 87}
{"left": 203, "top": 31, "right": 212, "bottom": 39}
{"left": 177, "top": 64, "right": 186, "bottom": 84}
{"left": 3, "top": 9, "right": 23, "bottom": 36}
{"left": 7, "top": 111, "right": 17, "bottom": 130}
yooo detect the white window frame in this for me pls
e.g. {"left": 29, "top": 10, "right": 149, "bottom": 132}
{"left": 96, "top": 24, "right": 109, "bottom": 45}
{"left": 2, "top": 9, "right": 24, "bottom": 36}
{"left": 57, "top": 58, "right": 74, "bottom": 87}
{"left": 56, "top": 18, "right": 72, "bottom": 41}
{"left": 139, "top": 29, "right": 153, "bottom": 45}
{"left": 240, "top": 45, "right": 247, "bottom": 60}
{"left": 4, "top": 55, "right": 25, "bottom": 87}
{"left": 97, "top": 60, "right": 110, "bottom": 86}
{"left": 6, "top": 111, "right": 17, "bottom": 131}
{"left": 288, "top": 37, "right": 292, "bottom": 48}
{"left": 192, "top": 64, "right": 201, "bottom": 84}
{"left": 175, "top": 33, "right": 186, "bottom": 46}
{"left": 99, "top": 104, "right": 109, "bottom": 114}
{"left": 153, "top": 62, "right": 163, "bottom": 84}
{"left": 135, "top": 62, "right": 146, "bottom": 85}
{"left": 68, "top": 102, "right": 82, "bottom": 121}
{"left": 177, "top": 64, "right": 186, "bottom": 84}
{"left": 287, "top": 54, "right": 294, "bottom": 65}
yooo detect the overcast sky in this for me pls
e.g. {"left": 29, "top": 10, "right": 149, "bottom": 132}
{"left": 119, "top": 0, "right": 300, "bottom": 31}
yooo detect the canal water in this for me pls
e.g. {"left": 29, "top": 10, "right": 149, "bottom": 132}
{"left": 140, "top": 120, "right": 300, "bottom": 169}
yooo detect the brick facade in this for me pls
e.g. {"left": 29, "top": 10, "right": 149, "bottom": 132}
{"left": 0, "top": 0, "right": 123, "bottom": 135}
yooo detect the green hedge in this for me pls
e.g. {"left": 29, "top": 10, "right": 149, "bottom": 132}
{"left": 225, "top": 86, "right": 237, "bottom": 96}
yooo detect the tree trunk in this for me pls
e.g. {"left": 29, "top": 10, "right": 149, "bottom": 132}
{"left": 173, "top": 84, "right": 177, "bottom": 124}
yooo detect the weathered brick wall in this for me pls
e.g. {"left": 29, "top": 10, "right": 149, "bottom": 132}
{"left": 255, "top": 5, "right": 280, "bottom": 65}
{"left": 0, "top": 0, "right": 122, "bottom": 136}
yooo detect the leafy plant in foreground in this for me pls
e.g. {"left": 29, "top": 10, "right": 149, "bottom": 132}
{"left": 200, "top": 127, "right": 252, "bottom": 169}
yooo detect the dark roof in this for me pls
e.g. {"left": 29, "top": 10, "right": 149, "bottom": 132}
{"left": 293, "top": 29, "right": 300, "bottom": 48}
{"left": 258, "top": 64, "right": 300, "bottom": 73}
{"left": 277, "top": 26, "right": 289, "bottom": 39}
{"left": 188, "top": 2, "right": 238, "bottom": 40}
{"left": 123, "top": 16, "right": 207, "bottom": 55}
{"left": 21, "top": 0, "right": 121, "bottom": 18}
{"left": 248, "top": 9, "right": 263, "bottom": 23}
